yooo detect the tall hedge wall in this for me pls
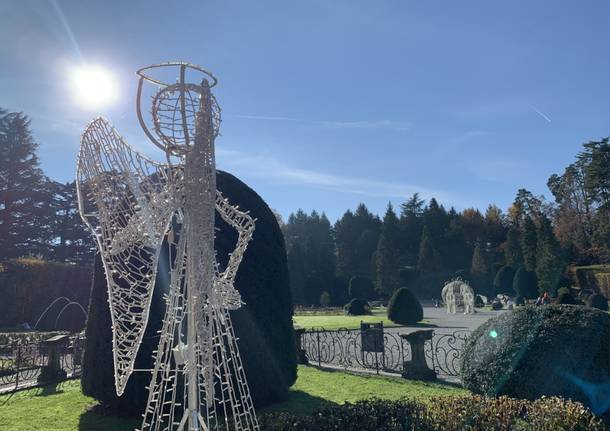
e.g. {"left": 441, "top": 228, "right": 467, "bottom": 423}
{"left": 0, "top": 258, "right": 91, "bottom": 330}
{"left": 81, "top": 170, "right": 297, "bottom": 416}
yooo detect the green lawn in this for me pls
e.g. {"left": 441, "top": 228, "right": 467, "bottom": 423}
{"left": 0, "top": 366, "right": 465, "bottom": 430}
{"left": 293, "top": 308, "right": 434, "bottom": 330}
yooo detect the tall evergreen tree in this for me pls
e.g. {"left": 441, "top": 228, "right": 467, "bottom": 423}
{"left": 399, "top": 193, "right": 425, "bottom": 266}
{"left": 536, "top": 215, "right": 565, "bottom": 295}
{"left": 521, "top": 216, "right": 538, "bottom": 272}
{"left": 49, "top": 181, "right": 96, "bottom": 263}
{"left": 417, "top": 226, "right": 442, "bottom": 273}
{"left": 334, "top": 203, "right": 381, "bottom": 279}
{"left": 504, "top": 228, "right": 523, "bottom": 268}
{"left": 0, "top": 110, "right": 51, "bottom": 260}
{"left": 470, "top": 238, "right": 490, "bottom": 292}
{"left": 375, "top": 202, "right": 401, "bottom": 298}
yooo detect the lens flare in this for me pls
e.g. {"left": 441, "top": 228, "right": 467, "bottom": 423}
{"left": 489, "top": 330, "right": 498, "bottom": 338}
{"left": 71, "top": 65, "right": 118, "bottom": 109}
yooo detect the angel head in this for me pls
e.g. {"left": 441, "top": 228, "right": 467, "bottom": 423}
{"left": 136, "top": 62, "right": 222, "bottom": 157}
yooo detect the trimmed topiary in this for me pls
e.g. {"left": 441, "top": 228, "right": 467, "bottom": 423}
{"left": 461, "top": 305, "right": 610, "bottom": 414}
{"left": 556, "top": 291, "right": 576, "bottom": 304}
{"left": 344, "top": 298, "right": 371, "bottom": 316}
{"left": 82, "top": 171, "right": 297, "bottom": 416}
{"left": 387, "top": 287, "right": 423, "bottom": 325}
{"left": 493, "top": 266, "right": 515, "bottom": 295}
{"left": 587, "top": 293, "right": 609, "bottom": 311}
{"left": 491, "top": 301, "right": 503, "bottom": 310}
{"left": 474, "top": 295, "right": 485, "bottom": 308}
{"left": 515, "top": 295, "right": 525, "bottom": 306}
{"left": 512, "top": 267, "right": 538, "bottom": 300}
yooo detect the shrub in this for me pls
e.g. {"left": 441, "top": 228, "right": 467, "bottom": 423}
{"left": 348, "top": 276, "right": 374, "bottom": 300}
{"left": 587, "top": 293, "right": 609, "bottom": 311}
{"left": 319, "top": 291, "right": 331, "bottom": 307}
{"left": 513, "top": 267, "right": 538, "bottom": 299}
{"left": 515, "top": 295, "right": 525, "bottom": 306}
{"left": 557, "top": 290, "right": 577, "bottom": 304}
{"left": 557, "top": 286, "right": 571, "bottom": 297}
{"left": 491, "top": 300, "right": 503, "bottom": 310}
{"left": 0, "top": 258, "right": 91, "bottom": 330}
{"left": 474, "top": 294, "right": 485, "bottom": 307}
{"left": 344, "top": 298, "right": 371, "bottom": 315}
{"left": 258, "top": 396, "right": 604, "bottom": 431}
{"left": 461, "top": 305, "right": 610, "bottom": 414}
{"left": 493, "top": 266, "right": 515, "bottom": 295}
{"left": 387, "top": 287, "right": 423, "bottom": 325}
{"left": 82, "top": 171, "right": 297, "bottom": 415}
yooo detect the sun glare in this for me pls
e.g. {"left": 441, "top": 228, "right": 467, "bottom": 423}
{"left": 71, "top": 65, "right": 118, "bottom": 109}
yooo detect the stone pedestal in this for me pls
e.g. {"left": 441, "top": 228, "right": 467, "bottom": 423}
{"left": 400, "top": 330, "right": 436, "bottom": 381}
{"left": 38, "top": 334, "right": 69, "bottom": 383}
{"left": 295, "top": 328, "right": 309, "bottom": 364}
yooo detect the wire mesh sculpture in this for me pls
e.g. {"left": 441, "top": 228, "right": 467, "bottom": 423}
{"left": 76, "top": 62, "right": 259, "bottom": 431}
{"left": 441, "top": 279, "right": 475, "bottom": 315}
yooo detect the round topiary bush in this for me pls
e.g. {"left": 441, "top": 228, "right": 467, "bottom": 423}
{"left": 587, "top": 293, "right": 609, "bottom": 311}
{"left": 515, "top": 295, "right": 525, "bottom": 306}
{"left": 491, "top": 301, "right": 503, "bottom": 310}
{"left": 461, "top": 305, "right": 610, "bottom": 413}
{"left": 556, "top": 291, "right": 576, "bottom": 304}
{"left": 344, "top": 298, "right": 371, "bottom": 316}
{"left": 474, "top": 295, "right": 485, "bottom": 308}
{"left": 82, "top": 171, "right": 297, "bottom": 416}
{"left": 387, "top": 287, "right": 423, "bottom": 325}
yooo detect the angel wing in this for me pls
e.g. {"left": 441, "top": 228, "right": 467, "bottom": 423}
{"left": 77, "top": 117, "right": 180, "bottom": 395}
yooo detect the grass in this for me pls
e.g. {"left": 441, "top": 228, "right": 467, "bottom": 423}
{"left": 293, "top": 307, "right": 434, "bottom": 330}
{"left": 0, "top": 366, "right": 465, "bottom": 430}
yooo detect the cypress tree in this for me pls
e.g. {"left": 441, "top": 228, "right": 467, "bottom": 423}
{"left": 521, "top": 217, "right": 538, "bottom": 272}
{"left": 375, "top": 203, "right": 401, "bottom": 298}
{"left": 536, "top": 215, "right": 565, "bottom": 295}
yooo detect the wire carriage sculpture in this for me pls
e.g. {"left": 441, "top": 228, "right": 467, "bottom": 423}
{"left": 76, "top": 62, "right": 259, "bottom": 431}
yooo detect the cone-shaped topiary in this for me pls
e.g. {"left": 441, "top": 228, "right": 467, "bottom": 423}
{"left": 344, "top": 298, "right": 370, "bottom": 315}
{"left": 461, "top": 305, "right": 610, "bottom": 414}
{"left": 387, "top": 287, "right": 423, "bottom": 325}
{"left": 82, "top": 171, "right": 296, "bottom": 416}
{"left": 587, "top": 293, "right": 609, "bottom": 311}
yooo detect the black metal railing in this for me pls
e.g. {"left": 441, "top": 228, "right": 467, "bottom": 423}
{"left": 300, "top": 325, "right": 470, "bottom": 378}
{"left": 0, "top": 333, "right": 85, "bottom": 393}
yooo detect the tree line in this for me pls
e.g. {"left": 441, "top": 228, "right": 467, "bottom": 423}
{"left": 284, "top": 141, "right": 610, "bottom": 306}
{"left": 0, "top": 108, "right": 95, "bottom": 264}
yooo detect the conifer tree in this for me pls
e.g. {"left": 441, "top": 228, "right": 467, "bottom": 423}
{"left": 521, "top": 217, "right": 538, "bottom": 272}
{"left": 504, "top": 228, "right": 523, "bottom": 268}
{"left": 0, "top": 110, "right": 51, "bottom": 259}
{"left": 417, "top": 226, "right": 442, "bottom": 272}
{"left": 536, "top": 215, "right": 565, "bottom": 295}
{"left": 375, "top": 203, "right": 401, "bottom": 298}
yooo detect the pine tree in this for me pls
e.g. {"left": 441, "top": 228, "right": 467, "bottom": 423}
{"left": 521, "top": 217, "right": 538, "bottom": 272}
{"left": 0, "top": 111, "right": 51, "bottom": 259}
{"left": 417, "top": 226, "right": 442, "bottom": 273}
{"left": 399, "top": 193, "right": 425, "bottom": 266}
{"left": 375, "top": 203, "right": 401, "bottom": 298}
{"left": 536, "top": 215, "right": 565, "bottom": 295}
{"left": 504, "top": 228, "right": 523, "bottom": 268}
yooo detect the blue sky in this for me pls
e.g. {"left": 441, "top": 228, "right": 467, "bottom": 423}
{"left": 2, "top": 1, "right": 610, "bottom": 221}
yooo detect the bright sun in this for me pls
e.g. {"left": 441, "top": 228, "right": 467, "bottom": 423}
{"left": 71, "top": 65, "right": 118, "bottom": 109}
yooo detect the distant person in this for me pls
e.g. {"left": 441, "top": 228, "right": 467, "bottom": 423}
{"left": 535, "top": 292, "right": 551, "bottom": 306}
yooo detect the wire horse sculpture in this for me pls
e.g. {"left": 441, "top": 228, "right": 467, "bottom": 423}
{"left": 76, "top": 62, "right": 259, "bottom": 431}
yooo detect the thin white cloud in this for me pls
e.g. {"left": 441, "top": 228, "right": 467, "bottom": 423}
{"left": 447, "top": 130, "right": 491, "bottom": 146}
{"left": 233, "top": 114, "right": 410, "bottom": 132}
{"left": 530, "top": 105, "right": 552, "bottom": 123}
{"left": 217, "top": 148, "right": 457, "bottom": 203}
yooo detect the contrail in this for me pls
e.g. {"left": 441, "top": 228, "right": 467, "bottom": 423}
{"left": 531, "top": 105, "right": 552, "bottom": 123}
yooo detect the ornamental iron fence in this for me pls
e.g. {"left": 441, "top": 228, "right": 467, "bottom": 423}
{"left": 300, "top": 323, "right": 470, "bottom": 379}
{"left": 0, "top": 333, "right": 85, "bottom": 393}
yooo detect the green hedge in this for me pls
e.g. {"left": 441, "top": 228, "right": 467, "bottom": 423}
{"left": 461, "top": 305, "right": 610, "bottom": 414}
{"left": 82, "top": 171, "right": 297, "bottom": 416}
{"left": 0, "top": 258, "right": 91, "bottom": 331}
{"left": 387, "top": 287, "right": 423, "bottom": 325}
{"left": 258, "top": 396, "right": 604, "bottom": 431}
{"left": 587, "top": 293, "right": 609, "bottom": 311}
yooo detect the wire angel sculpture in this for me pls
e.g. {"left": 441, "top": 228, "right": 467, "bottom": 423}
{"left": 76, "top": 62, "right": 259, "bottom": 431}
